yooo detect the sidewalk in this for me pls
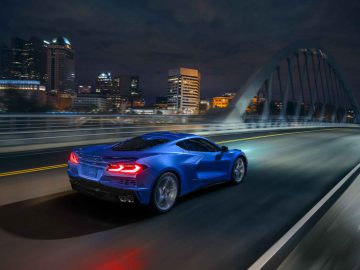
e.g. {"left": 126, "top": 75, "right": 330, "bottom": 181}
{"left": 279, "top": 173, "right": 360, "bottom": 269}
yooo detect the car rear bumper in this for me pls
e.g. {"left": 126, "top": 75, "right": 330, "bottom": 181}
{"left": 69, "top": 177, "right": 150, "bottom": 205}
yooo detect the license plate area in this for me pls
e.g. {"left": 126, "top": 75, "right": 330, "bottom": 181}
{"left": 80, "top": 164, "right": 101, "bottom": 180}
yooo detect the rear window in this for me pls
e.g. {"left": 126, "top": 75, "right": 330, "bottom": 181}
{"left": 112, "top": 137, "right": 169, "bottom": 151}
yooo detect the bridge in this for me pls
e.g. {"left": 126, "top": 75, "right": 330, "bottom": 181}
{"left": 226, "top": 41, "right": 360, "bottom": 124}
{"left": 1, "top": 42, "right": 360, "bottom": 270}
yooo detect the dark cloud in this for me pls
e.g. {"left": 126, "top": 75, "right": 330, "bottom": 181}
{"left": 1, "top": 0, "right": 360, "bottom": 102}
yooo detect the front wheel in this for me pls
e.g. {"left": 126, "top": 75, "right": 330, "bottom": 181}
{"left": 231, "top": 156, "right": 246, "bottom": 184}
{"left": 150, "top": 172, "right": 179, "bottom": 213}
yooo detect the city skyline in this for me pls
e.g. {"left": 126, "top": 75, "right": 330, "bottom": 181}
{"left": 0, "top": 35, "right": 210, "bottom": 103}
{"left": 1, "top": 0, "right": 359, "bottom": 102}
{"left": 1, "top": 3, "right": 360, "bottom": 270}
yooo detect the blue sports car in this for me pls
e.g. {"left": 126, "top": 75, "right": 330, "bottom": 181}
{"left": 68, "top": 132, "right": 247, "bottom": 213}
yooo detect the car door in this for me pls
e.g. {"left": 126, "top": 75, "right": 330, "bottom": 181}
{"left": 182, "top": 138, "right": 228, "bottom": 183}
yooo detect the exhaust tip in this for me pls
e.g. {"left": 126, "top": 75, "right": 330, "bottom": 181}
{"left": 119, "top": 194, "right": 135, "bottom": 203}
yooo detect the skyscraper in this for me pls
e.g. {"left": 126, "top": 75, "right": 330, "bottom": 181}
{"left": 110, "top": 75, "right": 140, "bottom": 110}
{"left": 167, "top": 67, "right": 200, "bottom": 115}
{"left": 26, "top": 37, "right": 48, "bottom": 83}
{"left": 95, "top": 72, "right": 112, "bottom": 95}
{"left": 0, "top": 37, "right": 47, "bottom": 82}
{"left": 46, "top": 37, "right": 75, "bottom": 93}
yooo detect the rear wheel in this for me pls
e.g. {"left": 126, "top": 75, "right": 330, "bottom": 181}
{"left": 231, "top": 156, "right": 246, "bottom": 184}
{"left": 150, "top": 172, "right": 179, "bottom": 213}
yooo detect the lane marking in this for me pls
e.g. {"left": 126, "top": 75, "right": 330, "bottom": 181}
{"left": 0, "top": 128, "right": 339, "bottom": 177}
{"left": 248, "top": 162, "right": 360, "bottom": 270}
{"left": 0, "top": 149, "right": 71, "bottom": 159}
{"left": 0, "top": 164, "right": 67, "bottom": 177}
{"left": 216, "top": 128, "right": 337, "bottom": 144}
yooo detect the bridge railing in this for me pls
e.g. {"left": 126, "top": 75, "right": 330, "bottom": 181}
{"left": 0, "top": 114, "right": 358, "bottom": 153}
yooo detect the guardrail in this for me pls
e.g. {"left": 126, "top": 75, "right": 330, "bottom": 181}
{"left": 0, "top": 114, "right": 359, "bottom": 153}
{"left": 1, "top": 114, "right": 359, "bottom": 153}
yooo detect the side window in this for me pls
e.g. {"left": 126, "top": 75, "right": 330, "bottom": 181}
{"left": 195, "top": 138, "right": 221, "bottom": 152}
{"left": 183, "top": 139, "right": 208, "bottom": 152}
{"left": 177, "top": 138, "right": 220, "bottom": 152}
{"left": 176, "top": 140, "right": 188, "bottom": 150}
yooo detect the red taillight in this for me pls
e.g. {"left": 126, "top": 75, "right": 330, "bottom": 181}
{"left": 69, "top": 151, "right": 79, "bottom": 164}
{"left": 107, "top": 163, "right": 143, "bottom": 174}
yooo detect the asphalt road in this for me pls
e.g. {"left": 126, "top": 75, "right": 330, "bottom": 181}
{"left": 0, "top": 128, "right": 359, "bottom": 270}
{"left": 279, "top": 173, "right": 360, "bottom": 270}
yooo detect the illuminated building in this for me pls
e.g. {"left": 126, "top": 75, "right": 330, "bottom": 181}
{"left": 112, "top": 76, "right": 140, "bottom": 100}
{"left": 96, "top": 72, "right": 112, "bottom": 95}
{"left": 0, "top": 79, "right": 45, "bottom": 91}
{"left": 47, "top": 37, "right": 75, "bottom": 93}
{"left": 212, "top": 97, "right": 231, "bottom": 108}
{"left": 77, "top": 85, "right": 92, "bottom": 94}
{"left": 246, "top": 96, "right": 260, "bottom": 113}
{"left": 110, "top": 75, "right": 140, "bottom": 111}
{"left": 129, "top": 76, "right": 140, "bottom": 100}
{"left": 73, "top": 94, "right": 110, "bottom": 112}
{"left": 167, "top": 68, "right": 200, "bottom": 115}
{"left": 200, "top": 99, "right": 211, "bottom": 113}
{"left": 0, "top": 79, "right": 46, "bottom": 105}
{"left": 212, "top": 92, "right": 236, "bottom": 108}
{"left": 0, "top": 37, "right": 47, "bottom": 83}
{"left": 132, "top": 98, "right": 145, "bottom": 107}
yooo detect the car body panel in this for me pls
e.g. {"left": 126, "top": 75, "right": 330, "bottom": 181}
{"left": 68, "top": 132, "right": 247, "bottom": 206}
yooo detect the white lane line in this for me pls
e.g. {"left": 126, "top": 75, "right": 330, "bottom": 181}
{"left": 248, "top": 162, "right": 360, "bottom": 270}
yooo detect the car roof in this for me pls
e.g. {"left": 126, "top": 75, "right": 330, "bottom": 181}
{"left": 141, "top": 131, "right": 199, "bottom": 141}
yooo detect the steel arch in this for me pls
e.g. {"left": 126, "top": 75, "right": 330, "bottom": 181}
{"left": 226, "top": 41, "right": 359, "bottom": 123}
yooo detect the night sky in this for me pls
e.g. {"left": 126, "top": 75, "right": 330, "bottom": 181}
{"left": 1, "top": 0, "right": 360, "bottom": 102}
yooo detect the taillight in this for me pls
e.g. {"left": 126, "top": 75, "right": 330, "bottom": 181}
{"left": 107, "top": 163, "right": 143, "bottom": 174}
{"left": 69, "top": 151, "right": 79, "bottom": 164}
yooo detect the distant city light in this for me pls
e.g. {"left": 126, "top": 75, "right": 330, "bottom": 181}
{"left": 0, "top": 80, "right": 40, "bottom": 85}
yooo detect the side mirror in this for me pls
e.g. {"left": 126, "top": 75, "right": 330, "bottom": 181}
{"left": 221, "top": 146, "right": 229, "bottom": 152}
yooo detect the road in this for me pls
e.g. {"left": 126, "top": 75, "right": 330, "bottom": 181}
{"left": 279, "top": 172, "right": 360, "bottom": 269}
{"left": 0, "top": 128, "right": 359, "bottom": 270}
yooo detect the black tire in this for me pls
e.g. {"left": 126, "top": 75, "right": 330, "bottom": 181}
{"left": 150, "top": 172, "right": 179, "bottom": 213}
{"left": 231, "top": 156, "right": 247, "bottom": 184}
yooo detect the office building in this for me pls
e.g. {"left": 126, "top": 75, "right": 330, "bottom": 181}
{"left": 0, "top": 37, "right": 47, "bottom": 82}
{"left": 46, "top": 37, "right": 75, "bottom": 93}
{"left": 110, "top": 75, "right": 140, "bottom": 111}
{"left": 73, "top": 94, "right": 110, "bottom": 112}
{"left": 95, "top": 72, "right": 112, "bottom": 95}
{"left": 167, "top": 67, "right": 200, "bottom": 115}
{"left": 0, "top": 79, "right": 45, "bottom": 92}
{"left": 112, "top": 75, "right": 140, "bottom": 99}
{"left": 212, "top": 97, "right": 230, "bottom": 108}
{"left": 212, "top": 92, "right": 236, "bottom": 108}
{"left": 0, "top": 79, "right": 46, "bottom": 105}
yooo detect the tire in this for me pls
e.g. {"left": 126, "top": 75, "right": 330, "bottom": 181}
{"left": 150, "top": 172, "right": 179, "bottom": 213}
{"left": 231, "top": 156, "right": 247, "bottom": 184}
